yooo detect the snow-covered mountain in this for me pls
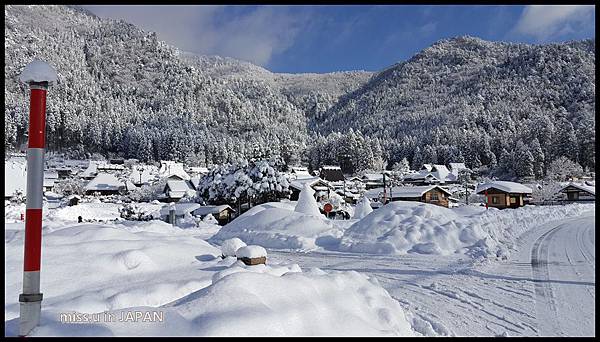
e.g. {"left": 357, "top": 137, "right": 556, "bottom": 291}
{"left": 4, "top": 5, "right": 595, "bottom": 178}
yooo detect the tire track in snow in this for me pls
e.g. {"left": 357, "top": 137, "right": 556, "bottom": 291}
{"left": 530, "top": 223, "right": 564, "bottom": 336}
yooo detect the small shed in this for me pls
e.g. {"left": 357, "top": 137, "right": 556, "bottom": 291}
{"left": 556, "top": 183, "right": 595, "bottom": 202}
{"left": 159, "top": 202, "right": 202, "bottom": 223}
{"left": 67, "top": 194, "right": 81, "bottom": 206}
{"left": 476, "top": 181, "right": 533, "bottom": 209}
{"left": 193, "top": 205, "right": 236, "bottom": 225}
{"left": 43, "top": 178, "right": 55, "bottom": 192}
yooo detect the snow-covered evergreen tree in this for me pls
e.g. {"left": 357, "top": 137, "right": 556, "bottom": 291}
{"left": 295, "top": 183, "right": 321, "bottom": 216}
{"left": 352, "top": 196, "right": 373, "bottom": 219}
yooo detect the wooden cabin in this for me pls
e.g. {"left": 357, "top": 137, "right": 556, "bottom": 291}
{"left": 476, "top": 181, "right": 533, "bottom": 209}
{"left": 388, "top": 185, "right": 452, "bottom": 208}
{"left": 193, "top": 205, "right": 236, "bottom": 225}
{"left": 556, "top": 183, "right": 595, "bottom": 202}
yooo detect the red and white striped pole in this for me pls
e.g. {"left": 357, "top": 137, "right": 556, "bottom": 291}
{"left": 18, "top": 60, "right": 57, "bottom": 337}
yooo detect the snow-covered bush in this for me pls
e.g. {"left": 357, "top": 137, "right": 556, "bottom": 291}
{"left": 197, "top": 159, "right": 290, "bottom": 206}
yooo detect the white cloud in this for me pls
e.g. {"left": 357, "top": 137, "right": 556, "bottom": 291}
{"left": 83, "top": 5, "right": 310, "bottom": 66}
{"left": 513, "top": 5, "right": 595, "bottom": 41}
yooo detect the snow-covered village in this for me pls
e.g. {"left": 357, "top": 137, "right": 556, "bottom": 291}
{"left": 3, "top": 4, "right": 596, "bottom": 337}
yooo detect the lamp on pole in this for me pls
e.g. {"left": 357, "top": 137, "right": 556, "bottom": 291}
{"left": 18, "top": 60, "right": 58, "bottom": 336}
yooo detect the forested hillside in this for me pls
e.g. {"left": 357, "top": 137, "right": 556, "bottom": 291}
{"left": 311, "top": 36, "right": 595, "bottom": 178}
{"left": 4, "top": 5, "right": 595, "bottom": 179}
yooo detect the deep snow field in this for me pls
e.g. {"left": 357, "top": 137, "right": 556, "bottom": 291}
{"left": 4, "top": 200, "right": 595, "bottom": 336}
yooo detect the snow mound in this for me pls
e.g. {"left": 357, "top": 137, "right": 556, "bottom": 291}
{"left": 295, "top": 183, "right": 321, "bottom": 216}
{"left": 167, "top": 264, "right": 417, "bottom": 336}
{"left": 339, "top": 201, "right": 595, "bottom": 258}
{"left": 221, "top": 238, "right": 247, "bottom": 257}
{"left": 211, "top": 259, "right": 301, "bottom": 283}
{"left": 236, "top": 245, "right": 267, "bottom": 258}
{"left": 49, "top": 202, "right": 121, "bottom": 222}
{"left": 210, "top": 203, "right": 341, "bottom": 250}
{"left": 340, "top": 202, "right": 474, "bottom": 255}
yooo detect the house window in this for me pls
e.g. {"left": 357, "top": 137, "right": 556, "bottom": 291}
{"left": 510, "top": 197, "right": 516, "bottom": 204}
{"left": 430, "top": 193, "right": 439, "bottom": 201}
{"left": 491, "top": 196, "right": 498, "bottom": 204}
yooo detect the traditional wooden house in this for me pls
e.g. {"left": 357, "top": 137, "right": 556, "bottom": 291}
{"left": 476, "top": 181, "right": 533, "bottom": 209}
{"left": 390, "top": 185, "right": 452, "bottom": 208}
{"left": 161, "top": 179, "right": 196, "bottom": 202}
{"left": 159, "top": 161, "right": 191, "bottom": 181}
{"left": 556, "top": 183, "right": 595, "bottom": 202}
{"left": 193, "top": 205, "right": 236, "bottom": 225}
{"left": 319, "top": 166, "right": 345, "bottom": 182}
{"left": 364, "top": 185, "right": 452, "bottom": 208}
{"left": 361, "top": 173, "right": 384, "bottom": 190}
{"left": 290, "top": 166, "right": 312, "bottom": 179}
{"left": 84, "top": 173, "right": 124, "bottom": 195}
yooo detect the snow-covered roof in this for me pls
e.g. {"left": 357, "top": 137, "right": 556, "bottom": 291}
{"left": 362, "top": 173, "right": 384, "bottom": 181}
{"left": 159, "top": 161, "right": 190, "bottom": 180}
{"left": 80, "top": 161, "right": 99, "bottom": 178}
{"left": 421, "top": 164, "right": 433, "bottom": 172}
{"left": 43, "top": 178, "right": 55, "bottom": 187}
{"left": 476, "top": 181, "right": 533, "bottom": 194}
{"left": 430, "top": 165, "right": 450, "bottom": 180}
{"left": 193, "top": 205, "right": 235, "bottom": 216}
{"left": 84, "top": 173, "right": 123, "bottom": 192}
{"left": 448, "top": 162, "right": 468, "bottom": 172}
{"left": 166, "top": 180, "right": 193, "bottom": 193}
{"left": 129, "top": 166, "right": 154, "bottom": 184}
{"left": 5, "top": 159, "right": 27, "bottom": 197}
{"left": 560, "top": 183, "right": 595, "bottom": 196}
{"left": 190, "top": 177, "right": 201, "bottom": 190}
{"left": 19, "top": 60, "right": 58, "bottom": 84}
{"left": 160, "top": 202, "right": 202, "bottom": 216}
{"left": 96, "top": 162, "right": 125, "bottom": 170}
{"left": 124, "top": 180, "right": 137, "bottom": 192}
{"left": 188, "top": 166, "right": 209, "bottom": 175}
{"left": 365, "top": 185, "right": 451, "bottom": 199}
{"left": 321, "top": 165, "right": 341, "bottom": 170}
{"left": 44, "top": 171, "right": 59, "bottom": 179}
{"left": 289, "top": 177, "right": 330, "bottom": 191}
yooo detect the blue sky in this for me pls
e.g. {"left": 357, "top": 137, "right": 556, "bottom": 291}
{"left": 83, "top": 5, "right": 595, "bottom": 73}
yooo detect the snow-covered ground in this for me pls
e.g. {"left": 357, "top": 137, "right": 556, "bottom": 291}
{"left": 4, "top": 201, "right": 595, "bottom": 336}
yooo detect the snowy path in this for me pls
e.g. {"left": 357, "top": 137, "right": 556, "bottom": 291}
{"left": 269, "top": 210, "right": 595, "bottom": 336}
{"left": 528, "top": 214, "right": 595, "bottom": 336}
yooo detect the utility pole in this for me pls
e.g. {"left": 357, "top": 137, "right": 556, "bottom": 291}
{"left": 18, "top": 60, "right": 57, "bottom": 336}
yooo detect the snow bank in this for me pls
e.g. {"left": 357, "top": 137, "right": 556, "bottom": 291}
{"left": 339, "top": 201, "right": 594, "bottom": 259}
{"left": 11, "top": 261, "right": 416, "bottom": 336}
{"left": 210, "top": 203, "right": 342, "bottom": 250}
{"left": 236, "top": 245, "right": 267, "bottom": 258}
{"left": 48, "top": 202, "right": 122, "bottom": 222}
{"left": 4, "top": 220, "right": 222, "bottom": 323}
{"left": 220, "top": 238, "right": 247, "bottom": 257}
